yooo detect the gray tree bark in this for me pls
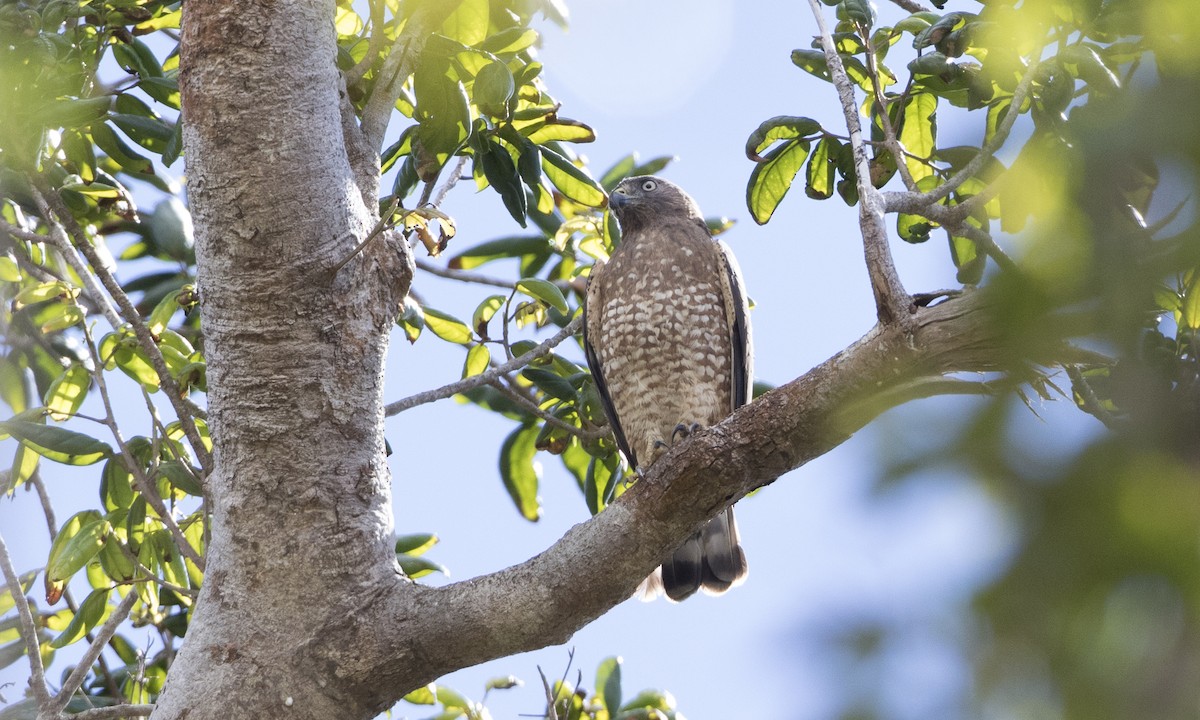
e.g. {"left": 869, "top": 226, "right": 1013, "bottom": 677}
{"left": 157, "top": 2, "right": 1020, "bottom": 719}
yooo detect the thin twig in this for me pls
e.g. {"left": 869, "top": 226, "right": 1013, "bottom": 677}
{"left": 432, "top": 156, "right": 471, "bottom": 207}
{"left": 414, "top": 259, "right": 518, "bottom": 289}
{"left": 1065, "top": 365, "right": 1119, "bottom": 430}
{"left": 31, "top": 181, "right": 213, "bottom": 475}
{"left": 385, "top": 314, "right": 583, "bottom": 415}
{"left": 360, "top": 3, "right": 445, "bottom": 151}
{"left": 332, "top": 198, "right": 399, "bottom": 275}
{"left": 65, "top": 705, "right": 156, "bottom": 720}
{"left": 345, "top": 0, "right": 388, "bottom": 86}
{"left": 808, "top": 0, "right": 911, "bottom": 324}
{"left": 490, "top": 377, "right": 609, "bottom": 441}
{"left": 0, "top": 531, "right": 51, "bottom": 707}
{"left": 83, "top": 323, "right": 205, "bottom": 572}
{"left": 887, "top": 0, "right": 933, "bottom": 13}
{"left": 883, "top": 60, "right": 1040, "bottom": 215}
{"left": 49, "top": 590, "right": 139, "bottom": 716}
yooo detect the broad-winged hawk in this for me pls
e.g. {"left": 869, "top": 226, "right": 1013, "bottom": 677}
{"left": 584, "top": 175, "right": 752, "bottom": 602}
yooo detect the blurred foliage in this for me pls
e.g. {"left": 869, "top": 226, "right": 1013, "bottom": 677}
{"left": 2, "top": 0, "right": 1199, "bottom": 718}
{"left": 751, "top": 1, "right": 1200, "bottom": 719}
{"left": 399, "top": 655, "right": 682, "bottom": 720}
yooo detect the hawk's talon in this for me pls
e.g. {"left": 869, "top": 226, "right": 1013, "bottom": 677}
{"left": 672, "top": 422, "right": 702, "bottom": 442}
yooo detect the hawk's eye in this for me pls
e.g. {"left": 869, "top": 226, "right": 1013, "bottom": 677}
{"left": 641, "top": 180, "right": 657, "bottom": 192}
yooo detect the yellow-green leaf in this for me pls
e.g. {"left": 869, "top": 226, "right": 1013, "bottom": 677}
{"left": 423, "top": 307, "right": 473, "bottom": 344}
{"left": 900, "top": 92, "right": 938, "bottom": 183}
{"left": 395, "top": 533, "right": 439, "bottom": 556}
{"left": 462, "top": 343, "right": 491, "bottom": 378}
{"left": 0, "top": 419, "right": 112, "bottom": 465}
{"left": 44, "top": 365, "right": 90, "bottom": 421}
{"left": 746, "top": 138, "right": 811, "bottom": 225}
{"left": 515, "top": 278, "right": 569, "bottom": 313}
{"left": 50, "top": 587, "right": 110, "bottom": 649}
{"left": 499, "top": 424, "right": 542, "bottom": 521}
{"left": 46, "top": 514, "right": 108, "bottom": 584}
{"left": 540, "top": 148, "right": 606, "bottom": 208}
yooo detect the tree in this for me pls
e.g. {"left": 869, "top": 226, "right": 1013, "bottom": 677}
{"left": 1, "top": 0, "right": 1197, "bottom": 718}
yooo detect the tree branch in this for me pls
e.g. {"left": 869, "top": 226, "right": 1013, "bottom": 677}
{"left": 64, "top": 704, "right": 156, "bottom": 720}
{"left": 808, "top": 0, "right": 912, "bottom": 325}
{"left": 384, "top": 315, "right": 584, "bottom": 415}
{"left": 344, "top": 0, "right": 387, "bottom": 86}
{"left": 414, "top": 259, "right": 519, "bottom": 289}
{"left": 0, "top": 531, "right": 51, "bottom": 708}
{"left": 360, "top": 3, "right": 451, "bottom": 152}
{"left": 883, "top": 60, "right": 1039, "bottom": 215}
{"left": 362, "top": 290, "right": 1025, "bottom": 695}
{"left": 887, "top": 0, "right": 933, "bottom": 13}
{"left": 48, "top": 590, "right": 139, "bottom": 716}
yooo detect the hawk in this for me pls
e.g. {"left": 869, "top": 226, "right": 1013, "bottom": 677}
{"left": 584, "top": 175, "right": 752, "bottom": 602}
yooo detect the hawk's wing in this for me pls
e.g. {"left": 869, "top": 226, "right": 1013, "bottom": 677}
{"left": 583, "top": 261, "right": 639, "bottom": 470}
{"left": 716, "top": 238, "right": 754, "bottom": 411}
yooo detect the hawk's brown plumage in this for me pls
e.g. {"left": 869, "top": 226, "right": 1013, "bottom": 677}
{"left": 584, "top": 176, "right": 752, "bottom": 602}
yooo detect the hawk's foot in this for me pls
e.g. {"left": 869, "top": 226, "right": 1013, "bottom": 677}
{"left": 672, "top": 422, "right": 702, "bottom": 442}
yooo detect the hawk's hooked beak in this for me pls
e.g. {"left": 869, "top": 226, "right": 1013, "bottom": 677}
{"left": 609, "top": 192, "right": 630, "bottom": 209}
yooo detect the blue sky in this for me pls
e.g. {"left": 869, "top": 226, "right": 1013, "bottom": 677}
{"left": 0, "top": 1, "right": 1114, "bottom": 718}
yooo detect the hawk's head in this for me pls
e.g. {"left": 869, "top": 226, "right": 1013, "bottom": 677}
{"left": 608, "top": 176, "right": 704, "bottom": 233}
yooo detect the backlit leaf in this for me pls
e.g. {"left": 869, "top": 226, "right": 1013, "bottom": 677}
{"left": 515, "top": 278, "right": 569, "bottom": 313}
{"left": 499, "top": 424, "right": 542, "bottom": 521}
{"left": 746, "top": 138, "right": 811, "bottom": 224}
{"left": 423, "top": 308, "right": 473, "bottom": 345}
{"left": 0, "top": 419, "right": 112, "bottom": 465}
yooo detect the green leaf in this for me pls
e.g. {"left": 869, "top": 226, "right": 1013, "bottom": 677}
{"left": 499, "top": 424, "right": 542, "bottom": 521}
{"left": 0, "top": 419, "right": 112, "bottom": 465}
{"left": 471, "top": 295, "right": 506, "bottom": 338}
{"left": 423, "top": 308, "right": 474, "bottom": 345}
{"left": 479, "top": 138, "right": 527, "bottom": 226}
{"left": 1180, "top": 271, "right": 1200, "bottom": 330}
{"left": 525, "top": 118, "right": 596, "bottom": 144}
{"left": 485, "top": 675, "right": 522, "bottom": 691}
{"left": 596, "top": 656, "right": 623, "bottom": 714}
{"left": 0, "top": 570, "right": 36, "bottom": 617}
{"left": 46, "top": 515, "right": 108, "bottom": 584}
{"left": 91, "top": 122, "right": 153, "bottom": 174}
{"left": 397, "top": 296, "right": 425, "bottom": 344}
{"left": 0, "top": 256, "right": 19, "bottom": 283}
{"left": 899, "top": 93, "right": 937, "bottom": 183}
{"left": 521, "top": 367, "right": 577, "bottom": 402}
{"left": 478, "top": 27, "right": 539, "bottom": 55}
{"left": 805, "top": 137, "right": 839, "bottom": 200}
{"left": 540, "top": 147, "right": 607, "bottom": 208}
{"left": 473, "top": 60, "right": 515, "bottom": 116}
{"left": 745, "top": 115, "right": 822, "bottom": 161}
{"left": 746, "top": 138, "right": 811, "bottom": 224}
{"left": 441, "top": 0, "right": 489, "bottom": 45}
{"left": 44, "top": 364, "right": 89, "bottom": 421}
{"left": 156, "top": 460, "right": 204, "bottom": 496}
{"left": 50, "top": 587, "right": 110, "bottom": 649}
{"left": 949, "top": 233, "right": 985, "bottom": 285}
{"left": 397, "top": 554, "right": 449, "bottom": 579}
{"left": 515, "top": 278, "right": 569, "bottom": 313}
{"left": 449, "top": 235, "right": 548, "bottom": 270}
{"left": 838, "top": 0, "right": 876, "bottom": 26}
{"left": 791, "top": 48, "right": 831, "bottom": 81}
{"left": 898, "top": 211, "right": 936, "bottom": 243}
{"left": 395, "top": 533, "right": 439, "bottom": 556}
{"left": 404, "top": 684, "right": 438, "bottom": 705}
{"left": 462, "top": 343, "right": 491, "bottom": 378}
{"left": 414, "top": 60, "right": 472, "bottom": 165}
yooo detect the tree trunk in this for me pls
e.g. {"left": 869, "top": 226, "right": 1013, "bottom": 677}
{"left": 159, "top": 2, "right": 1021, "bottom": 719}
{"left": 158, "top": 1, "right": 408, "bottom": 717}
